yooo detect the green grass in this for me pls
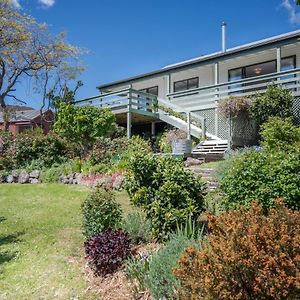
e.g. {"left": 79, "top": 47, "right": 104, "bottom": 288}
{"left": 0, "top": 184, "right": 132, "bottom": 300}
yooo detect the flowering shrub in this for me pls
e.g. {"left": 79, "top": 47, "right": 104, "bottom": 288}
{"left": 174, "top": 200, "right": 300, "bottom": 300}
{"left": 126, "top": 153, "right": 206, "bottom": 240}
{"left": 84, "top": 228, "right": 131, "bottom": 276}
{"left": 220, "top": 148, "right": 300, "bottom": 210}
{"left": 81, "top": 188, "right": 122, "bottom": 239}
{"left": 217, "top": 96, "right": 251, "bottom": 118}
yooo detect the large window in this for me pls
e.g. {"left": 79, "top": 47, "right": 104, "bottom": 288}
{"left": 174, "top": 77, "right": 199, "bottom": 93}
{"left": 140, "top": 86, "right": 158, "bottom": 96}
{"left": 228, "top": 56, "right": 296, "bottom": 82}
{"left": 228, "top": 56, "right": 296, "bottom": 93}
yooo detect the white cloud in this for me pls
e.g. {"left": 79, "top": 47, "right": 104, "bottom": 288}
{"left": 38, "top": 0, "right": 55, "bottom": 8}
{"left": 9, "top": 0, "right": 21, "bottom": 9}
{"left": 281, "top": 0, "right": 300, "bottom": 24}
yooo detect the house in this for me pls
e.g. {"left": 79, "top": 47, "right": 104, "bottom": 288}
{"left": 0, "top": 108, "right": 54, "bottom": 135}
{"left": 76, "top": 25, "right": 300, "bottom": 153}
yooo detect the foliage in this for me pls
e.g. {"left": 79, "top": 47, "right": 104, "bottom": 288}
{"left": 260, "top": 116, "right": 300, "bottom": 150}
{"left": 122, "top": 211, "right": 152, "bottom": 244}
{"left": 13, "top": 130, "right": 74, "bottom": 168}
{"left": 125, "top": 221, "right": 203, "bottom": 299}
{"left": 88, "top": 136, "right": 129, "bottom": 166}
{"left": 40, "top": 164, "right": 65, "bottom": 183}
{"left": 84, "top": 228, "right": 131, "bottom": 276}
{"left": 81, "top": 188, "right": 122, "bottom": 239}
{"left": 174, "top": 200, "right": 300, "bottom": 300}
{"left": 218, "top": 96, "right": 251, "bottom": 118}
{"left": 0, "top": 0, "right": 82, "bottom": 122}
{"left": 157, "top": 128, "right": 187, "bottom": 153}
{"left": 250, "top": 85, "right": 294, "bottom": 126}
{"left": 126, "top": 153, "right": 206, "bottom": 240}
{"left": 54, "top": 103, "right": 116, "bottom": 155}
{"left": 220, "top": 148, "right": 300, "bottom": 210}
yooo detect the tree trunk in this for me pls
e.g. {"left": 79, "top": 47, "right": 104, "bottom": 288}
{"left": 0, "top": 95, "right": 8, "bottom": 131}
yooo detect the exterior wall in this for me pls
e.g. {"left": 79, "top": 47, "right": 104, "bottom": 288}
{"left": 102, "top": 43, "right": 300, "bottom": 104}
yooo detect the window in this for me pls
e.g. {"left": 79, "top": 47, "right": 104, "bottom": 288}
{"left": 228, "top": 56, "right": 296, "bottom": 82}
{"left": 174, "top": 77, "right": 199, "bottom": 92}
{"left": 228, "top": 56, "right": 296, "bottom": 93}
{"left": 140, "top": 86, "right": 158, "bottom": 96}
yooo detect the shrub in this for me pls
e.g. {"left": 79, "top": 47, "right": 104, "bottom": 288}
{"left": 40, "top": 164, "right": 64, "bottom": 183}
{"left": 125, "top": 221, "right": 203, "bottom": 299}
{"left": 174, "top": 200, "right": 300, "bottom": 300}
{"left": 122, "top": 211, "right": 152, "bottom": 244}
{"left": 260, "top": 116, "right": 300, "bottom": 150}
{"left": 250, "top": 85, "right": 294, "bottom": 126}
{"left": 220, "top": 148, "right": 300, "bottom": 210}
{"left": 81, "top": 188, "right": 122, "bottom": 239}
{"left": 126, "top": 153, "right": 206, "bottom": 240}
{"left": 84, "top": 228, "right": 131, "bottom": 276}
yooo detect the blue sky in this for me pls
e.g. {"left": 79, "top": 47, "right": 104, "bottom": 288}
{"left": 10, "top": 0, "right": 300, "bottom": 108}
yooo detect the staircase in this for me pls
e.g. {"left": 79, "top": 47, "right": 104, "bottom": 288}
{"left": 187, "top": 167, "right": 219, "bottom": 192}
{"left": 192, "top": 140, "right": 228, "bottom": 155}
{"left": 157, "top": 98, "right": 228, "bottom": 156}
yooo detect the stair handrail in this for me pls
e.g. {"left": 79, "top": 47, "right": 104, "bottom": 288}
{"left": 157, "top": 97, "right": 206, "bottom": 138}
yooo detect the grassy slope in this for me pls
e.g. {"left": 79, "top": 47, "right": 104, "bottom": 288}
{"left": 0, "top": 184, "right": 131, "bottom": 300}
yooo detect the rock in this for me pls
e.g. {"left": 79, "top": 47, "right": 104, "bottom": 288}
{"left": 74, "top": 173, "right": 82, "bottom": 185}
{"left": 61, "top": 176, "right": 69, "bottom": 184}
{"left": 11, "top": 169, "right": 19, "bottom": 179}
{"left": 18, "top": 171, "right": 29, "bottom": 184}
{"left": 29, "top": 170, "right": 40, "bottom": 179}
{"left": 6, "top": 175, "right": 14, "bottom": 183}
{"left": 68, "top": 177, "right": 73, "bottom": 184}
{"left": 184, "top": 157, "right": 203, "bottom": 167}
{"left": 112, "top": 175, "right": 125, "bottom": 190}
{"left": 29, "top": 178, "right": 39, "bottom": 184}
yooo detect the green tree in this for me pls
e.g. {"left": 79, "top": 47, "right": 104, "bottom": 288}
{"left": 0, "top": 0, "right": 82, "bottom": 129}
{"left": 53, "top": 103, "right": 116, "bottom": 155}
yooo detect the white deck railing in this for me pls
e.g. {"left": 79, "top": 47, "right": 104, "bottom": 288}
{"left": 167, "top": 68, "right": 300, "bottom": 112}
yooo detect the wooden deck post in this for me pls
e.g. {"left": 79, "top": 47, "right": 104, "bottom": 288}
{"left": 151, "top": 122, "right": 155, "bottom": 138}
{"left": 277, "top": 47, "right": 281, "bottom": 80}
{"left": 187, "top": 111, "right": 191, "bottom": 140}
{"left": 214, "top": 62, "right": 219, "bottom": 137}
{"left": 127, "top": 90, "right": 132, "bottom": 139}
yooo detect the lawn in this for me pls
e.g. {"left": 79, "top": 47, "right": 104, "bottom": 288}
{"left": 0, "top": 184, "right": 131, "bottom": 300}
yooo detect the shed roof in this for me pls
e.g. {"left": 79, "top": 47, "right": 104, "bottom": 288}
{"left": 0, "top": 109, "right": 45, "bottom": 123}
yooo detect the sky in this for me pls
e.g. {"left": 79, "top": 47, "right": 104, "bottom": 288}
{"left": 8, "top": 0, "right": 300, "bottom": 108}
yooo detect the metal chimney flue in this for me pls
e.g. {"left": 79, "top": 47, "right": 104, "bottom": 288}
{"left": 222, "top": 21, "right": 227, "bottom": 52}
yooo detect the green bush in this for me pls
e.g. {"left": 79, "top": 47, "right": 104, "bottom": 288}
{"left": 40, "top": 164, "right": 65, "bottom": 183}
{"left": 260, "top": 117, "right": 300, "bottom": 150}
{"left": 126, "top": 153, "right": 206, "bottom": 239}
{"left": 81, "top": 188, "right": 122, "bottom": 239}
{"left": 250, "top": 85, "right": 294, "bottom": 126}
{"left": 220, "top": 148, "right": 300, "bottom": 210}
{"left": 122, "top": 211, "right": 152, "bottom": 244}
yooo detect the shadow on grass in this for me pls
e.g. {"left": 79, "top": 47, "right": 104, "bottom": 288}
{"left": 0, "top": 216, "right": 6, "bottom": 224}
{"left": 0, "top": 229, "right": 24, "bottom": 266}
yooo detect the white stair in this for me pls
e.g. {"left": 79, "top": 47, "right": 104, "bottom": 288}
{"left": 192, "top": 140, "right": 228, "bottom": 155}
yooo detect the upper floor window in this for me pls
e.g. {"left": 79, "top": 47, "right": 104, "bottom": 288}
{"left": 174, "top": 77, "right": 199, "bottom": 93}
{"left": 140, "top": 86, "right": 158, "bottom": 96}
{"left": 228, "top": 56, "right": 296, "bottom": 82}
